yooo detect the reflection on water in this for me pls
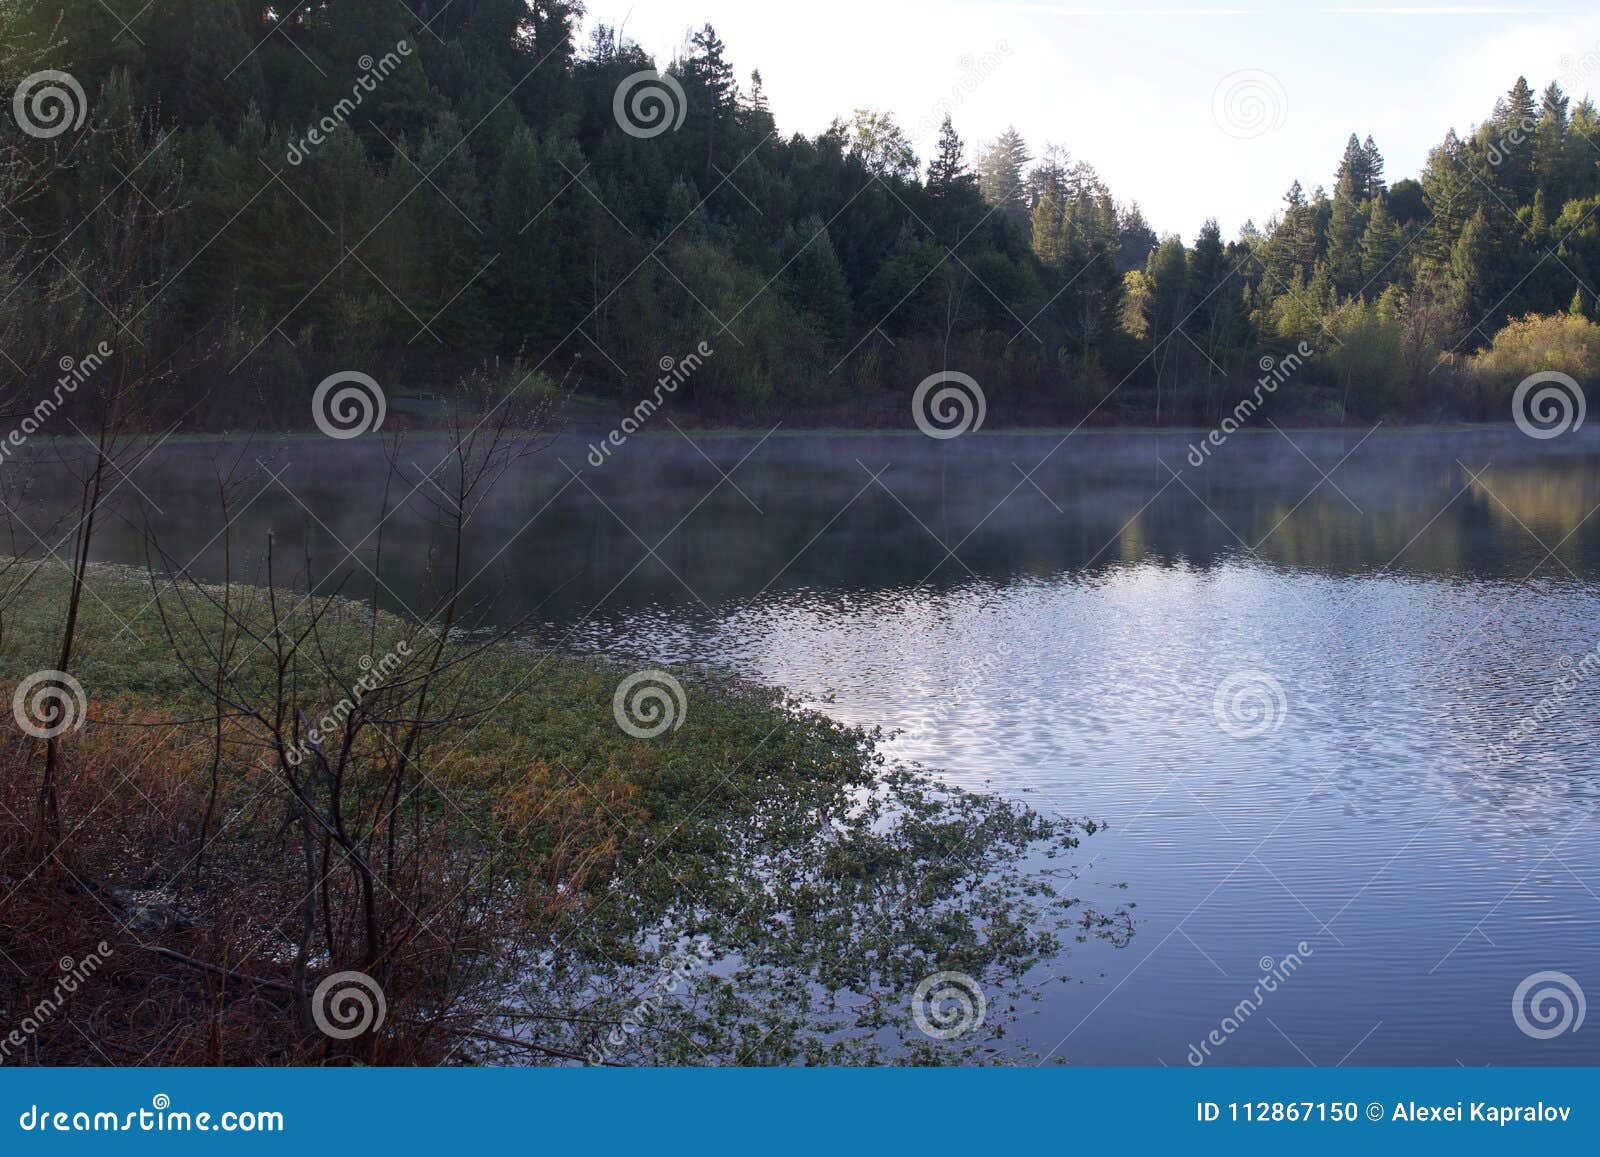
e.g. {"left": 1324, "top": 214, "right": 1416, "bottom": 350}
{"left": 24, "top": 425, "right": 1600, "bottom": 1064}
{"left": 55, "top": 426, "right": 1600, "bottom": 616}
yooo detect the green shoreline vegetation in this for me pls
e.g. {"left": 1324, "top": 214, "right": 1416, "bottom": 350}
{"left": 0, "top": 563, "right": 1127, "bottom": 1064}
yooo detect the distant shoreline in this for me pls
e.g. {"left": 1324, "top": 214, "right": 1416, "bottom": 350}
{"left": 11, "top": 420, "right": 1543, "bottom": 447}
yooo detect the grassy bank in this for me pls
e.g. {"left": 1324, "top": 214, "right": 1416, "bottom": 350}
{"left": 0, "top": 564, "right": 1121, "bottom": 1065}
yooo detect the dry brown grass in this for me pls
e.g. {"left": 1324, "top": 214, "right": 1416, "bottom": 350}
{"left": 0, "top": 697, "right": 552, "bottom": 1065}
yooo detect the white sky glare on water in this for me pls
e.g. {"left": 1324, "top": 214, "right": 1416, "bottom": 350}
{"left": 585, "top": 0, "right": 1600, "bottom": 241}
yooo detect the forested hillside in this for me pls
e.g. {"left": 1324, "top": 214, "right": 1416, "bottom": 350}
{"left": 3, "top": 0, "right": 1598, "bottom": 428}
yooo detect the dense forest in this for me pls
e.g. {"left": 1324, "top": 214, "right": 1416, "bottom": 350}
{"left": 3, "top": 0, "right": 1599, "bottom": 429}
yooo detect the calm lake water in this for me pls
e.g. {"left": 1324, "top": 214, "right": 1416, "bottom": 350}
{"left": 47, "top": 424, "right": 1600, "bottom": 1064}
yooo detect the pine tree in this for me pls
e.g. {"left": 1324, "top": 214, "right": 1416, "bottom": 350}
{"left": 1529, "top": 188, "right": 1549, "bottom": 236}
{"left": 522, "top": 0, "right": 582, "bottom": 129}
{"left": 1031, "top": 177, "right": 1068, "bottom": 268}
{"left": 1505, "top": 76, "right": 1537, "bottom": 129}
{"left": 1419, "top": 130, "right": 1474, "bottom": 269}
{"left": 785, "top": 216, "right": 852, "bottom": 343}
{"left": 1186, "top": 219, "right": 1227, "bottom": 341}
{"left": 148, "top": 0, "right": 262, "bottom": 128}
{"left": 926, "top": 115, "right": 982, "bottom": 243}
{"left": 1145, "top": 236, "right": 1189, "bottom": 422}
{"left": 926, "top": 115, "right": 970, "bottom": 197}
{"left": 1335, "top": 134, "right": 1371, "bottom": 203}
{"left": 489, "top": 125, "right": 548, "bottom": 338}
{"left": 743, "top": 69, "right": 775, "bottom": 139}
{"left": 1497, "top": 76, "right": 1539, "bottom": 206}
{"left": 977, "top": 127, "right": 1031, "bottom": 227}
{"left": 1451, "top": 207, "right": 1507, "bottom": 324}
{"left": 1359, "top": 200, "right": 1403, "bottom": 295}
{"left": 1565, "top": 99, "right": 1600, "bottom": 201}
{"left": 1325, "top": 193, "right": 1365, "bottom": 297}
{"left": 1063, "top": 161, "right": 1117, "bottom": 248}
{"left": 1025, "top": 143, "right": 1070, "bottom": 210}
{"left": 1115, "top": 201, "right": 1158, "bottom": 273}
{"left": 1146, "top": 237, "right": 1189, "bottom": 331}
{"left": 1267, "top": 180, "right": 1320, "bottom": 287}
{"left": 1327, "top": 133, "right": 1374, "bottom": 296}
{"left": 681, "top": 24, "right": 738, "bottom": 187}
{"left": 1534, "top": 81, "right": 1569, "bottom": 204}
{"left": 1361, "top": 135, "right": 1386, "bottom": 200}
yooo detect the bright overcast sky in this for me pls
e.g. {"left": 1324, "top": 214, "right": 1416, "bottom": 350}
{"left": 586, "top": 1, "right": 1600, "bottom": 240}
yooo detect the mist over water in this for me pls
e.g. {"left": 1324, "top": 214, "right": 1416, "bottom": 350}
{"left": 34, "top": 424, "right": 1600, "bottom": 1063}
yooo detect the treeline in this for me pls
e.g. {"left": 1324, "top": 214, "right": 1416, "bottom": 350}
{"left": 2, "top": 0, "right": 1598, "bottom": 428}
